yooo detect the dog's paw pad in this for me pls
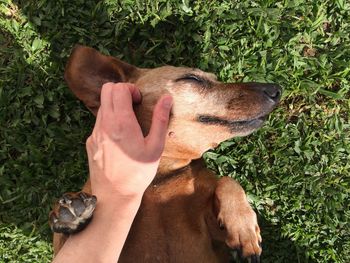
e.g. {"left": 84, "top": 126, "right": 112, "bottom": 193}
{"left": 49, "top": 192, "right": 97, "bottom": 234}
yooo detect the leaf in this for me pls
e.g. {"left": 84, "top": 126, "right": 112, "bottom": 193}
{"left": 32, "top": 16, "right": 41, "bottom": 26}
{"left": 33, "top": 94, "right": 44, "bottom": 107}
{"left": 31, "top": 38, "right": 42, "bottom": 51}
{"left": 317, "top": 88, "right": 342, "bottom": 100}
{"left": 181, "top": 0, "right": 192, "bottom": 14}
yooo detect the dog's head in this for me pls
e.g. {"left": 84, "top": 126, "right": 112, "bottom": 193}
{"left": 65, "top": 45, "right": 281, "bottom": 160}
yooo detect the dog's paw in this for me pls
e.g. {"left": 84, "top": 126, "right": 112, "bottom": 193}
{"left": 218, "top": 205, "right": 262, "bottom": 259}
{"left": 49, "top": 192, "right": 97, "bottom": 234}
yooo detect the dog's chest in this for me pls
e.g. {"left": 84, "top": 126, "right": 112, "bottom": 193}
{"left": 118, "top": 171, "right": 221, "bottom": 262}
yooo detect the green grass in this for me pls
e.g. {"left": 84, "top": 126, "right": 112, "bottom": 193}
{"left": 0, "top": 0, "right": 349, "bottom": 262}
{"left": 0, "top": 225, "right": 52, "bottom": 262}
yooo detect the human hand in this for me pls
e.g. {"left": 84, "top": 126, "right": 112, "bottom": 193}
{"left": 86, "top": 82, "right": 172, "bottom": 201}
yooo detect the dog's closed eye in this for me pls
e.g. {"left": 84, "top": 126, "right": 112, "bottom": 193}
{"left": 175, "top": 74, "right": 212, "bottom": 89}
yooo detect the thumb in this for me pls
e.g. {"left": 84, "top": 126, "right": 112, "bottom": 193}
{"left": 145, "top": 95, "right": 173, "bottom": 158}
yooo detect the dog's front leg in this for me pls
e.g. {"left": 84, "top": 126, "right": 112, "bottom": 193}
{"left": 213, "top": 176, "right": 262, "bottom": 261}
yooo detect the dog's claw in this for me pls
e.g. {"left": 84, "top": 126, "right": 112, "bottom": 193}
{"left": 247, "top": 254, "right": 260, "bottom": 263}
{"left": 230, "top": 250, "right": 260, "bottom": 263}
{"left": 49, "top": 192, "right": 97, "bottom": 234}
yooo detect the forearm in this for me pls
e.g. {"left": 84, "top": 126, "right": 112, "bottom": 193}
{"left": 52, "top": 195, "right": 142, "bottom": 263}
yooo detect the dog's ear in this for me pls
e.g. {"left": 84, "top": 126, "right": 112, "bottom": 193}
{"left": 64, "top": 45, "right": 140, "bottom": 115}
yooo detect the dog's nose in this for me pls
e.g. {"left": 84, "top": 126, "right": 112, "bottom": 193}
{"left": 262, "top": 84, "right": 282, "bottom": 102}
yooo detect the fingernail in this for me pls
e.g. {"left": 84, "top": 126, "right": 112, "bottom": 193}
{"left": 162, "top": 96, "right": 173, "bottom": 109}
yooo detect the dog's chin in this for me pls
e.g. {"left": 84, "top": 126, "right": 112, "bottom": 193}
{"left": 229, "top": 117, "right": 266, "bottom": 137}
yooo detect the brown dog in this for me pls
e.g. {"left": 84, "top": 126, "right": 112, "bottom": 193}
{"left": 49, "top": 45, "right": 281, "bottom": 262}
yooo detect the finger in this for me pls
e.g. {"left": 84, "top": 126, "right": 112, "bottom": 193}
{"left": 100, "top": 82, "right": 114, "bottom": 112}
{"left": 93, "top": 102, "right": 103, "bottom": 131}
{"left": 111, "top": 83, "right": 138, "bottom": 115}
{"left": 145, "top": 95, "right": 173, "bottom": 157}
{"left": 115, "top": 82, "right": 142, "bottom": 104}
{"left": 128, "top": 84, "right": 142, "bottom": 104}
{"left": 91, "top": 83, "right": 110, "bottom": 141}
{"left": 98, "top": 82, "right": 115, "bottom": 135}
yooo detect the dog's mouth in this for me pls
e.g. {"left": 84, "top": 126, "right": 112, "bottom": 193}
{"left": 197, "top": 115, "right": 266, "bottom": 133}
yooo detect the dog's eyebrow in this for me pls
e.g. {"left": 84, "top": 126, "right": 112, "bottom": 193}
{"left": 174, "top": 74, "right": 212, "bottom": 89}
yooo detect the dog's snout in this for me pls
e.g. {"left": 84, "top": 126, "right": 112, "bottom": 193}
{"left": 262, "top": 84, "right": 281, "bottom": 102}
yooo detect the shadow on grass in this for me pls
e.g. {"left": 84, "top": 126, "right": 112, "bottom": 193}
{"left": 1, "top": 0, "right": 315, "bottom": 262}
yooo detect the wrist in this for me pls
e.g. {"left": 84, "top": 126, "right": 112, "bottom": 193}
{"left": 94, "top": 191, "right": 143, "bottom": 215}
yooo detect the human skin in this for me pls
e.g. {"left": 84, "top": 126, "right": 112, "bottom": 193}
{"left": 52, "top": 82, "right": 173, "bottom": 263}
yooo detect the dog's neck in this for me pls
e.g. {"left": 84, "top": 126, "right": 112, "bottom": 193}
{"left": 158, "top": 157, "right": 192, "bottom": 175}
{"left": 152, "top": 157, "right": 193, "bottom": 185}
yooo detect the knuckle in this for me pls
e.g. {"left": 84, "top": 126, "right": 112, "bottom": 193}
{"left": 123, "top": 82, "right": 135, "bottom": 90}
{"left": 113, "top": 84, "right": 129, "bottom": 94}
{"left": 242, "top": 247, "right": 257, "bottom": 258}
{"left": 226, "top": 234, "right": 240, "bottom": 249}
{"left": 154, "top": 110, "right": 168, "bottom": 123}
{"left": 86, "top": 136, "right": 93, "bottom": 145}
{"left": 255, "top": 225, "right": 261, "bottom": 233}
{"left": 102, "top": 82, "right": 115, "bottom": 90}
{"left": 243, "top": 208, "right": 257, "bottom": 222}
{"left": 118, "top": 109, "right": 133, "bottom": 119}
{"left": 116, "top": 82, "right": 130, "bottom": 88}
{"left": 86, "top": 136, "right": 97, "bottom": 151}
{"left": 241, "top": 232, "right": 261, "bottom": 256}
{"left": 240, "top": 234, "right": 252, "bottom": 244}
{"left": 105, "top": 124, "right": 123, "bottom": 138}
{"left": 226, "top": 239, "right": 240, "bottom": 249}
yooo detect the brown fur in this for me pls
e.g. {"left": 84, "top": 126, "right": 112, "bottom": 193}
{"left": 52, "top": 45, "right": 281, "bottom": 262}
